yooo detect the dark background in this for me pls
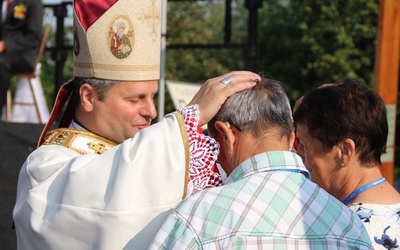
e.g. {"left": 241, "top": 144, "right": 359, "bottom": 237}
{"left": 0, "top": 123, "right": 44, "bottom": 250}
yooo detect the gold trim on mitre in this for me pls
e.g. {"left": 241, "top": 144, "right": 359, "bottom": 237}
{"left": 43, "top": 128, "right": 117, "bottom": 155}
{"left": 73, "top": 0, "right": 161, "bottom": 81}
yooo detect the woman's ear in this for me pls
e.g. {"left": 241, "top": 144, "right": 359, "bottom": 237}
{"left": 339, "top": 138, "right": 356, "bottom": 167}
{"left": 80, "top": 83, "right": 95, "bottom": 112}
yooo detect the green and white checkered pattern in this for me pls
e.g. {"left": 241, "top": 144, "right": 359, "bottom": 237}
{"left": 151, "top": 151, "right": 373, "bottom": 249}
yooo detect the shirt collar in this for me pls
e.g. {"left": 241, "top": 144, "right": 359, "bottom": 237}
{"left": 226, "top": 151, "right": 310, "bottom": 183}
{"left": 69, "top": 120, "right": 87, "bottom": 131}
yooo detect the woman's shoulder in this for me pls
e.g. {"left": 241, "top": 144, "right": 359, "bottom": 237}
{"left": 348, "top": 203, "right": 400, "bottom": 249}
{"left": 347, "top": 202, "right": 400, "bottom": 221}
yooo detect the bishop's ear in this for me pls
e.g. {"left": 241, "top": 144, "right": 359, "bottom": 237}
{"left": 80, "top": 83, "right": 95, "bottom": 112}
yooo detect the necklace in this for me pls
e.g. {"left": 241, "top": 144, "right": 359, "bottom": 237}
{"left": 342, "top": 177, "right": 386, "bottom": 204}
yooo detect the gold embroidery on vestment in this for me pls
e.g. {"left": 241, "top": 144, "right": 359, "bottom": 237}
{"left": 43, "top": 128, "right": 117, "bottom": 155}
{"left": 88, "top": 142, "right": 108, "bottom": 154}
{"left": 173, "top": 111, "right": 190, "bottom": 199}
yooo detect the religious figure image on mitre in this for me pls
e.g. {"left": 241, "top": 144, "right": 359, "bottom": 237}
{"left": 109, "top": 18, "right": 134, "bottom": 59}
{"left": 13, "top": 4, "right": 27, "bottom": 20}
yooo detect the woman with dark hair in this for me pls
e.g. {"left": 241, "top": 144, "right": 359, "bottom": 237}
{"left": 294, "top": 79, "right": 400, "bottom": 249}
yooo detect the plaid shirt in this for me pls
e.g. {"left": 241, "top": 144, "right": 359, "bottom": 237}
{"left": 151, "top": 151, "right": 373, "bottom": 249}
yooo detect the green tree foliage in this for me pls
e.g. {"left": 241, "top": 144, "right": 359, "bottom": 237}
{"left": 38, "top": 1, "right": 398, "bottom": 175}
{"left": 166, "top": 0, "right": 248, "bottom": 79}
{"left": 163, "top": 0, "right": 249, "bottom": 114}
{"left": 165, "top": 0, "right": 378, "bottom": 108}
{"left": 256, "top": 0, "right": 378, "bottom": 102}
{"left": 40, "top": 27, "right": 55, "bottom": 110}
{"left": 40, "top": 0, "right": 379, "bottom": 114}
{"left": 40, "top": 7, "right": 74, "bottom": 109}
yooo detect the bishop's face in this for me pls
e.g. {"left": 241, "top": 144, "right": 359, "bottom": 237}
{"left": 87, "top": 80, "right": 158, "bottom": 144}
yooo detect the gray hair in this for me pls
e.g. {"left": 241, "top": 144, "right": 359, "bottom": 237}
{"left": 73, "top": 77, "right": 118, "bottom": 104}
{"left": 116, "top": 22, "right": 126, "bottom": 29}
{"left": 208, "top": 78, "right": 293, "bottom": 138}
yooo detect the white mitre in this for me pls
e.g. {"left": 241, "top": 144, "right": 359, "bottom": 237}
{"left": 73, "top": 0, "right": 161, "bottom": 80}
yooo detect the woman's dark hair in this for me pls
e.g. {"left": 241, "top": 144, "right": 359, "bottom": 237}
{"left": 294, "top": 79, "right": 388, "bottom": 166}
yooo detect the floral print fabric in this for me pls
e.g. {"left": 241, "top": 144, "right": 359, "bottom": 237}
{"left": 348, "top": 203, "right": 400, "bottom": 249}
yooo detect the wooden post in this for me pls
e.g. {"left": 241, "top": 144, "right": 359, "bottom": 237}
{"left": 374, "top": 0, "right": 400, "bottom": 185}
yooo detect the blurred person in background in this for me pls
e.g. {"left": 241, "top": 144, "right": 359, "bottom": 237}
{"left": 0, "top": 0, "right": 43, "bottom": 116}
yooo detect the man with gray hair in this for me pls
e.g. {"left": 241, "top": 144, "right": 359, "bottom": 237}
{"left": 151, "top": 78, "right": 373, "bottom": 249}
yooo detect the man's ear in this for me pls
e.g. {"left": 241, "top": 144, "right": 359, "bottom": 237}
{"left": 339, "top": 138, "right": 356, "bottom": 167}
{"left": 214, "top": 121, "right": 236, "bottom": 152}
{"left": 80, "top": 83, "right": 95, "bottom": 112}
{"left": 288, "top": 131, "right": 296, "bottom": 151}
{"left": 214, "top": 121, "right": 230, "bottom": 140}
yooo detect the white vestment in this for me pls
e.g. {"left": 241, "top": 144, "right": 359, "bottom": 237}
{"left": 13, "top": 112, "right": 189, "bottom": 249}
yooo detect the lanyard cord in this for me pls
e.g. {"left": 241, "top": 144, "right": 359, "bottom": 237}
{"left": 255, "top": 168, "right": 309, "bottom": 179}
{"left": 342, "top": 177, "right": 386, "bottom": 205}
